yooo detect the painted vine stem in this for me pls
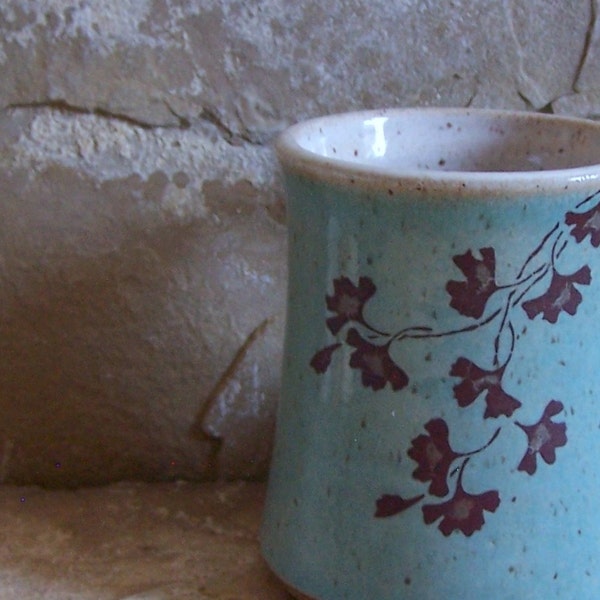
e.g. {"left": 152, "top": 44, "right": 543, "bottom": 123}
{"left": 310, "top": 189, "right": 600, "bottom": 537}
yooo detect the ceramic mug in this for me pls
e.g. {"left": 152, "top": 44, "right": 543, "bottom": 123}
{"left": 261, "top": 108, "right": 600, "bottom": 599}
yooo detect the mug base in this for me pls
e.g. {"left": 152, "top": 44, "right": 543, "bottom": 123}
{"left": 267, "top": 567, "right": 319, "bottom": 600}
{"left": 279, "top": 580, "right": 318, "bottom": 600}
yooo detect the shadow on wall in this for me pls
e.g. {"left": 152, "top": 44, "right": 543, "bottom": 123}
{"left": 0, "top": 165, "right": 285, "bottom": 487}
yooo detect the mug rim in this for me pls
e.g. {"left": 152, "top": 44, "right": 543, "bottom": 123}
{"left": 275, "top": 107, "right": 600, "bottom": 197}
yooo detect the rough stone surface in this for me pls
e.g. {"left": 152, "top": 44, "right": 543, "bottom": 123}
{"left": 0, "top": 0, "right": 598, "bottom": 484}
{"left": 0, "top": 481, "right": 290, "bottom": 599}
{"left": 0, "top": 115, "right": 285, "bottom": 485}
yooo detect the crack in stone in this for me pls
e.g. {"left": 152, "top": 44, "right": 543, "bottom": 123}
{"left": 573, "top": 0, "right": 597, "bottom": 92}
{"left": 3, "top": 99, "right": 272, "bottom": 150}
{"left": 502, "top": 0, "right": 546, "bottom": 109}
{"left": 464, "top": 91, "right": 476, "bottom": 108}
{"left": 3, "top": 99, "right": 189, "bottom": 130}
{"left": 516, "top": 90, "right": 555, "bottom": 114}
{"left": 189, "top": 317, "right": 273, "bottom": 480}
{"left": 162, "top": 101, "right": 191, "bottom": 130}
{"left": 199, "top": 106, "right": 255, "bottom": 147}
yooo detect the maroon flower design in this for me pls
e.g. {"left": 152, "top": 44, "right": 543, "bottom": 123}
{"left": 346, "top": 328, "right": 409, "bottom": 391}
{"left": 521, "top": 266, "right": 591, "bottom": 324}
{"left": 317, "top": 190, "right": 598, "bottom": 536}
{"left": 408, "top": 419, "right": 460, "bottom": 497}
{"left": 310, "top": 343, "right": 342, "bottom": 374}
{"left": 566, "top": 201, "right": 600, "bottom": 247}
{"left": 446, "top": 247, "right": 499, "bottom": 319}
{"left": 450, "top": 357, "right": 522, "bottom": 418}
{"left": 374, "top": 493, "right": 425, "bottom": 518}
{"left": 325, "top": 276, "right": 377, "bottom": 334}
{"left": 422, "top": 460, "right": 500, "bottom": 537}
{"left": 516, "top": 400, "right": 567, "bottom": 475}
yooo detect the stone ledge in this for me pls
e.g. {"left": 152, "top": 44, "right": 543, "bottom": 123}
{"left": 0, "top": 481, "right": 290, "bottom": 599}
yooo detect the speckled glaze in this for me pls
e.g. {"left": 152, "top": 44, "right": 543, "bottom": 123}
{"left": 261, "top": 108, "right": 600, "bottom": 599}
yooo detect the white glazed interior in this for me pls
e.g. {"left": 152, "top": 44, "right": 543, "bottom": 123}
{"left": 277, "top": 108, "right": 600, "bottom": 192}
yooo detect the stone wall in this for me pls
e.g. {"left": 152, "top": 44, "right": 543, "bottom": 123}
{"left": 0, "top": 0, "right": 598, "bottom": 486}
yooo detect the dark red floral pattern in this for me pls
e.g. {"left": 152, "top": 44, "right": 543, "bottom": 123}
{"left": 566, "top": 201, "right": 600, "bottom": 247}
{"left": 521, "top": 266, "right": 591, "bottom": 323}
{"left": 422, "top": 461, "right": 500, "bottom": 537}
{"left": 516, "top": 400, "right": 567, "bottom": 475}
{"left": 374, "top": 493, "right": 425, "bottom": 518}
{"left": 325, "top": 276, "right": 376, "bottom": 334}
{"left": 450, "top": 357, "right": 522, "bottom": 418}
{"left": 446, "top": 247, "right": 499, "bottom": 319}
{"left": 346, "top": 328, "right": 409, "bottom": 391}
{"left": 307, "top": 190, "right": 600, "bottom": 536}
{"left": 408, "top": 419, "right": 460, "bottom": 497}
{"left": 309, "top": 343, "right": 342, "bottom": 373}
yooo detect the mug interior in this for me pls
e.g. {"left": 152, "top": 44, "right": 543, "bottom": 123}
{"left": 282, "top": 109, "right": 600, "bottom": 175}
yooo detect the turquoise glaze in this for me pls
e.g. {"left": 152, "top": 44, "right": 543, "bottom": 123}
{"left": 261, "top": 109, "right": 600, "bottom": 599}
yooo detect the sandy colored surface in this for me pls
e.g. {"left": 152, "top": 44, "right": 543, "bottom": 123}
{"left": 0, "top": 0, "right": 598, "bottom": 485}
{"left": 0, "top": 481, "right": 291, "bottom": 599}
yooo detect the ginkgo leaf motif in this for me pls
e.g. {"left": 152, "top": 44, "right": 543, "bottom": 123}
{"left": 374, "top": 493, "right": 425, "bottom": 518}
{"left": 326, "top": 276, "right": 377, "bottom": 334}
{"left": 408, "top": 418, "right": 460, "bottom": 497}
{"left": 515, "top": 400, "right": 567, "bottom": 475}
{"left": 446, "top": 247, "right": 499, "bottom": 319}
{"left": 309, "top": 343, "right": 342, "bottom": 374}
{"left": 566, "top": 200, "right": 600, "bottom": 247}
{"left": 450, "top": 358, "right": 522, "bottom": 419}
{"left": 346, "top": 328, "right": 409, "bottom": 392}
{"left": 522, "top": 266, "right": 591, "bottom": 324}
{"left": 422, "top": 460, "right": 500, "bottom": 537}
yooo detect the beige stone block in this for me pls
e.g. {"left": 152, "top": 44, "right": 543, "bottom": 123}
{"left": 0, "top": 108, "right": 285, "bottom": 485}
{"left": 0, "top": 481, "right": 287, "bottom": 599}
{"left": 553, "top": 90, "right": 600, "bottom": 118}
{"left": 2, "top": 0, "right": 589, "bottom": 134}
{"left": 0, "top": 0, "right": 597, "bottom": 484}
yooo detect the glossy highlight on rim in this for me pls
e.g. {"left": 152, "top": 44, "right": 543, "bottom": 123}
{"left": 276, "top": 108, "right": 600, "bottom": 197}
